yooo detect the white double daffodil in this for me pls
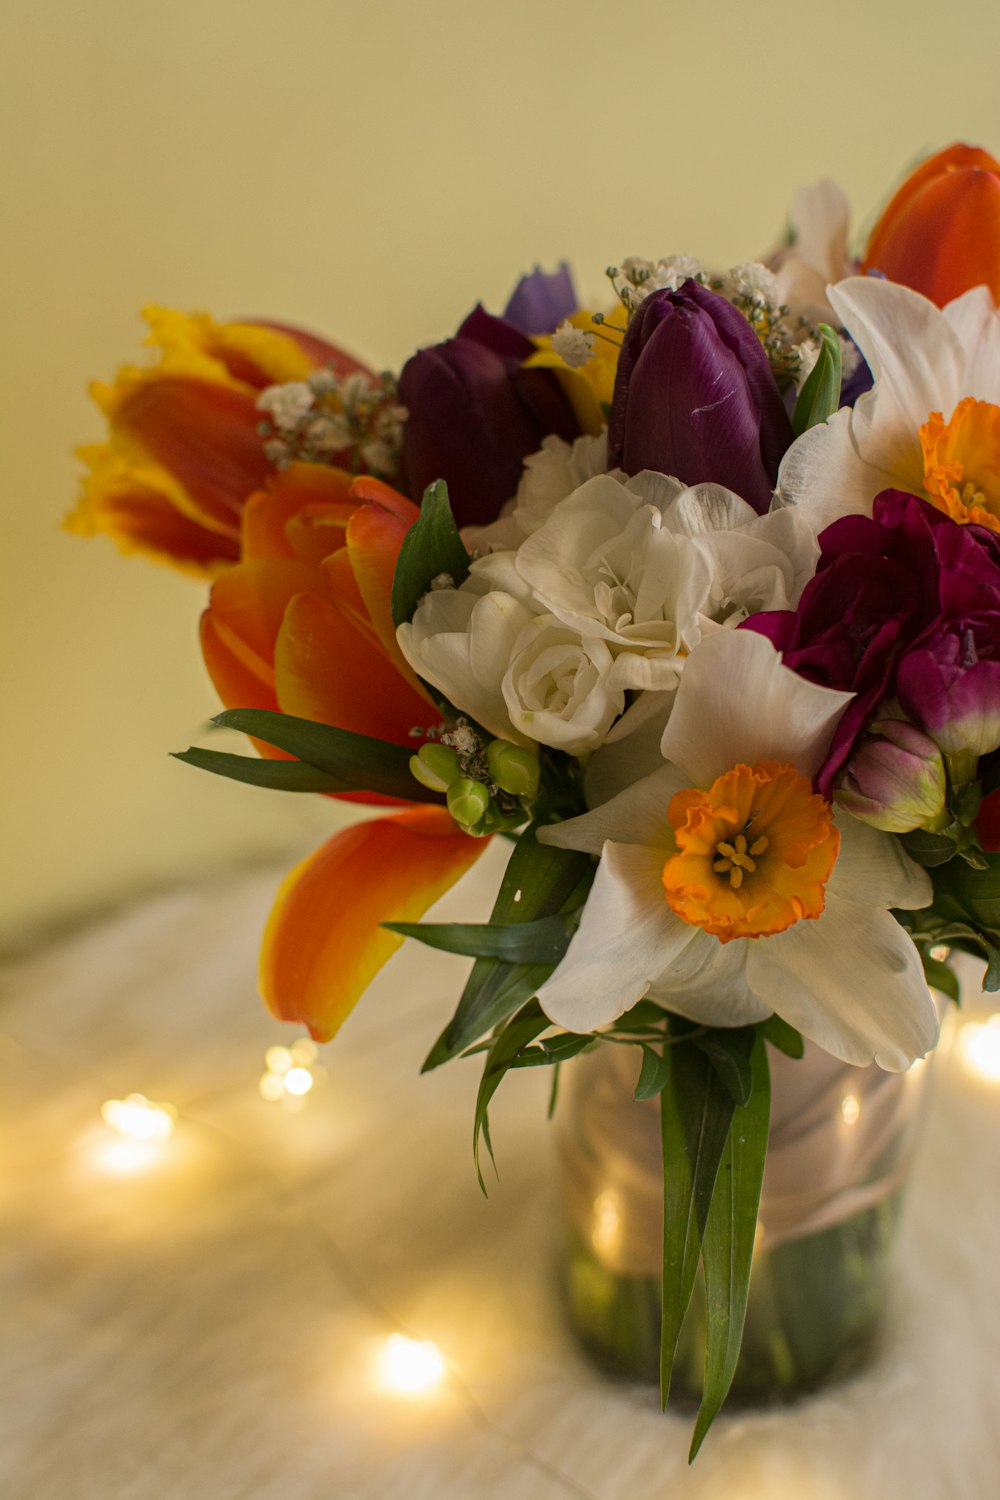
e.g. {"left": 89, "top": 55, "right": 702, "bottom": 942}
{"left": 536, "top": 630, "right": 938, "bottom": 1071}
{"left": 777, "top": 275, "right": 1000, "bottom": 533}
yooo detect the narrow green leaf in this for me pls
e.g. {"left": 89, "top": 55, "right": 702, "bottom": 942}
{"left": 691, "top": 1026, "right": 756, "bottom": 1106}
{"left": 208, "top": 709, "right": 439, "bottom": 803}
{"left": 390, "top": 480, "right": 471, "bottom": 629}
{"left": 689, "top": 1034, "right": 771, "bottom": 1461}
{"left": 791, "top": 322, "right": 842, "bottom": 436}
{"left": 423, "top": 826, "right": 591, "bottom": 1069}
{"left": 383, "top": 911, "right": 575, "bottom": 964}
{"left": 659, "top": 1036, "right": 737, "bottom": 1408}
{"left": 473, "top": 1001, "right": 550, "bottom": 1191}
{"left": 634, "top": 1044, "right": 670, "bottom": 1101}
{"left": 173, "top": 746, "right": 357, "bottom": 794}
{"left": 758, "top": 1013, "right": 805, "bottom": 1059}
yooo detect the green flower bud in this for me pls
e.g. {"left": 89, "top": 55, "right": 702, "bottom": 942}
{"left": 486, "top": 739, "right": 540, "bottom": 798}
{"left": 410, "top": 742, "right": 462, "bottom": 793}
{"left": 447, "top": 776, "right": 491, "bottom": 830}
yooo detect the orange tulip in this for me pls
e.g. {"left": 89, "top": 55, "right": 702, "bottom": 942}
{"left": 260, "top": 805, "right": 484, "bottom": 1040}
{"left": 862, "top": 143, "right": 1000, "bottom": 307}
{"left": 69, "top": 306, "right": 370, "bottom": 577}
{"left": 200, "top": 463, "right": 439, "bottom": 748}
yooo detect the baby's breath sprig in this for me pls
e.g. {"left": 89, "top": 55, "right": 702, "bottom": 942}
{"left": 256, "top": 366, "right": 408, "bottom": 479}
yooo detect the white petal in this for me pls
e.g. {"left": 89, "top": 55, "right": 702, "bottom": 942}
{"left": 537, "top": 763, "right": 688, "bottom": 855}
{"left": 745, "top": 895, "right": 939, "bottom": 1070}
{"left": 942, "top": 285, "right": 1000, "bottom": 402}
{"left": 789, "top": 180, "right": 850, "bottom": 284}
{"left": 661, "top": 483, "right": 756, "bottom": 536}
{"left": 828, "top": 813, "right": 932, "bottom": 911}
{"left": 828, "top": 278, "right": 964, "bottom": 449}
{"left": 536, "top": 842, "right": 697, "bottom": 1031}
{"left": 775, "top": 408, "right": 901, "bottom": 532}
{"left": 659, "top": 630, "right": 854, "bottom": 786}
{"left": 646, "top": 930, "right": 772, "bottom": 1026}
{"left": 584, "top": 692, "right": 676, "bottom": 806}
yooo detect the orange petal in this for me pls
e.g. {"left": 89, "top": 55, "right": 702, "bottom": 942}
{"left": 260, "top": 807, "right": 485, "bottom": 1040}
{"left": 346, "top": 499, "right": 421, "bottom": 676}
{"left": 242, "top": 464, "right": 357, "bottom": 561}
{"left": 112, "top": 376, "right": 271, "bottom": 534}
{"left": 348, "top": 474, "right": 421, "bottom": 524}
{"left": 68, "top": 457, "right": 239, "bottom": 577}
{"left": 275, "top": 591, "right": 436, "bottom": 741}
{"left": 863, "top": 144, "right": 1000, "bottom": 305}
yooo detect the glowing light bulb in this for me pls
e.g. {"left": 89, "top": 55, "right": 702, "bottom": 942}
{"left": 377, "top": 1334, "right": 446, "bottom": 1394}
{"left": 959, "top": 1014, "right": 1000, "bottom": 1083}
{"left": 101, "top": 1094, "right": 176, "bottom": 1143}
{"left": 841, "top": 1093, "right": 861, "bottom": 1126}
{"left": 284, "top": 1066, "right": 313, "bottom": 1097}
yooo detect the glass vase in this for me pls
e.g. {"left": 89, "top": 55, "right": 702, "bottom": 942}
{"left": 557, "top": 1035, "right": 933, "bottom": 1402}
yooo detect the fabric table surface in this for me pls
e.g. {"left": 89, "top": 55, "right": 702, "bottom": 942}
{"left": 3, "top": 843, "right": 999, "bottom": 1500}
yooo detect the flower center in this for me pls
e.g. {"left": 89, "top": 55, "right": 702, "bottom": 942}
{"left": 919, "top": 398, "right": 1000, "bottom": 531}
{"left": 661, "top": 760, "right": 840, "bottom": 942}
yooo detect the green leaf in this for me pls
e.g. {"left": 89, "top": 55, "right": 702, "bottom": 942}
{"left": 634, "top": 1044, "right": 670, "bottom": 1101}
{"left": 691, "top": 1026, "right": 756, "bottom": 1106}
{"left": 390, "top": 480, "right": 471, "bottom": 629}
{"left": 921, "top": 953, "right": 960, "bottom": 1003}
{"left": 423, "top": 826, "right": 592, "bottom": 1069}
{"left": 758, "top": 1013, "right": 805, "bottom": 1059}
{"left": 383, "top": 911, "right": 575, "bottom": 964}
{"left": 791, "top": 323, "right": 842, "bottom": 436}
{"left": 689, "top": 1033, "right": 771, "bottom": 1462}
{"left": 900, "top": 827, "right": 958, "bottom": 868}
{"left": 206, "top": 709, "right": 440, "bottom": 803}
{"left": 173, "top": 746, "right": 362, "bottom": 795}
{"left": 659, "top": 1035, "right": 737, "bottom": 1409}
{"left": 473, "top": 1001, "right": 550, "bottom": 1191}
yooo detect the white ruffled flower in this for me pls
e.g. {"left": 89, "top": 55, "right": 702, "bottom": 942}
{"left": 503, "top": 616, "right": 623, "bottom": 753}
{"left": 536, "top": 630, "right": 937, "bottom": 1071}
{"left": 463, "top": 431, "right": 610, "bottom": 555}
{"left": 399, "top": 470, "right": 817, "bottom": 756}
{"left": 776, "top": 277, "right": 1000, "bottom": 533}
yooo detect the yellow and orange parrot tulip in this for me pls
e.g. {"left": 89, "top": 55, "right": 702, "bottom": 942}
{"left": 69, "top": 306, "right": 371, "bottom": 576}
{"left": 862, "top": 143, "right": 1000, "bottom": 308}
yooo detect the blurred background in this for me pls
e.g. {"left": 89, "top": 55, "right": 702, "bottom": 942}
{"left": 4, "top": 0, "right": 1000, "bottom": 950}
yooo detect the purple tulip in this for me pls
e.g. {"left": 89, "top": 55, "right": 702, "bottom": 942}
{"left": 607, "top": 279, "right": 794, "bottom": 514}
{"left": 836, "top": 719, "right": 947, "bottom": 834}
{"left": 399, "top": 304, "right": 579, "bottom": 528}
{"left": 502, "top": 262, "right": 577, "bottom": 336}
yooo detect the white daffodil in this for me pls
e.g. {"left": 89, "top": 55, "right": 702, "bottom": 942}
{"left": 536, "top": 630, "right": 937, "bottom": 1071}
{"left": 776, "top": 276, "right": 1000, "bottom": 533}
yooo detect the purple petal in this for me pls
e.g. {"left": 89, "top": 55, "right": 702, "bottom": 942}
{"left": 502, "top": 262, "right": 578, "bottom": 336}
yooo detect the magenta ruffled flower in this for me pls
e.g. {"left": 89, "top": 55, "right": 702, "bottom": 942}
{"left": 745, "top": 490, "right": 1000, "bottom": 793}
{"left": 607, "top": 279, "right": 793, "bottom": 514}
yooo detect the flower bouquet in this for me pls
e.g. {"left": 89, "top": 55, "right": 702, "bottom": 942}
{"left": 71, "top": 143, "right": 1000, "bottom": 1458}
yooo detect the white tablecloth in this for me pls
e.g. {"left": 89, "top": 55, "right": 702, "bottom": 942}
{"left": 3, "top": 846, "right": 999, "bottom": 1499}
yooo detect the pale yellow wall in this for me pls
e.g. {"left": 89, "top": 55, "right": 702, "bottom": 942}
{"left": 4, "top": 0, "right": 1000, "bottom": 947}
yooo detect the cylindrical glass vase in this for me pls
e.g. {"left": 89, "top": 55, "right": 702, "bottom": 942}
{"left": 557, "top": 1037, "right": 933, "bottom": 1401}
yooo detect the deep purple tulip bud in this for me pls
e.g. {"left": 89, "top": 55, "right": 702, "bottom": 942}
{"left": 607, "top": 279, "right": 794, "bottom": 514}
{"left": 399, "top": 305, "right": 579, "bottom": 528}
{"left": 836, "top": 719, "right": 947, "bottom": 834}
{"left": 896, "top": 625, "right": 1000, "bottom": 783}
